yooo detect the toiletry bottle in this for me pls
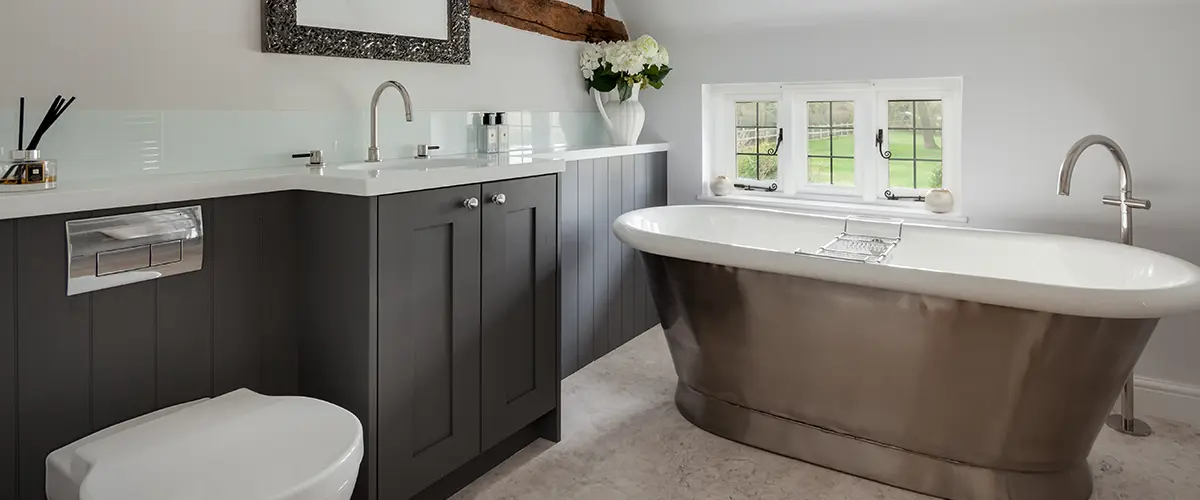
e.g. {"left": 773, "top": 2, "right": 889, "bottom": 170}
{"left": 496, "top": 112, "right": 510, "bottom": 152}
{"left": 482, "top": 113, "right": 499, "bottom": 154}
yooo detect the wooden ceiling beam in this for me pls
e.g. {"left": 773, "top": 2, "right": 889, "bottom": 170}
{"left": 471, "top": 0, "right": 629, "bottom": 43}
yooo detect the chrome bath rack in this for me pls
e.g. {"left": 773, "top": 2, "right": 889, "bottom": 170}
{"left": 796, "top": 216, "right": 904, "bottom": 264}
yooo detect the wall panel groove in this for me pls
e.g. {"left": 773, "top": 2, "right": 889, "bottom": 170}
{"left": 559, "top": 152, "right": 668, "bottom": 377}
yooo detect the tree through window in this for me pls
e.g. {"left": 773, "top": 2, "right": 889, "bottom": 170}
{"left": 735, "top": 101, "right": 779, "bottom": 181}
{"left": 887, "top": 100, "right": 943, "bottom": 189}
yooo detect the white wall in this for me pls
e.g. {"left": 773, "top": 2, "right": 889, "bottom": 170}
{"left": 0, "top": 0, "right": 601, "bottom": 112}
{"left": 641, "top": 5, "right": 1200, "bottom": 419}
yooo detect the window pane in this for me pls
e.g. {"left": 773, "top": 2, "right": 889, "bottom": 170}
{"left": 889, "top": 101, "right": 914, "bottom": 128}
{"left": 807, "top": 129, "right": 831, "bottom": 156}
{"left": 735, "top": 102, "right": 757, "bottom": 127}
{"left": 889, "top": 160, "right": 916, "bottom": 188}
{"left": 758, "top": 128, "right": 780, "bottom": 154}
{"left": 918, "top": 161, "right": 943, "bottom": 189}
{"left": 807, "top": 101, "right": 831, "bottom": 127}
{"left": 915, "top": 130, "right": 943, "bottom": 160}
{"left": 888, "top": 130, "right": 915, "bottom": 159}
{"left": 758, "top": 102, "right": 778, "bottom": 127}
{"left": 737, "top": 129, "right": 758, "bottom": 154}
{"left": 831, "top": 101, "right": 855, "bottom": 127}
{"left": 808, "top": 157, "right": 832, "bottom": 184}
{"left": 915, "top": 100, "right": 942, "bottom": 129}
{"left": 832, "top": 158, "right": 855, "bottom": 186}
{"left": 737, "top": 155, "right": 758, "bottom": 179}
{"left": 759, "top": 156, "right": 779, "bottom": 181}
{"left": 831, "top": 129, "right": 854, "bottom": 157}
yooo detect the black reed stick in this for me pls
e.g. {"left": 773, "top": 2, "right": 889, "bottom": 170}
{"left": 17, "top": 97, "right": 24, "bottom": 150}
{"left": 27, "top": 95, "right": 75, "bottom": 151}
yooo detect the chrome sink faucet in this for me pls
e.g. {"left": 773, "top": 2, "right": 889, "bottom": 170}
{"left": 367, "top": 81, "right": 414, "bottom": 163}
{"left": 1056, "top": 134, "right": 1153, "bottom": 438}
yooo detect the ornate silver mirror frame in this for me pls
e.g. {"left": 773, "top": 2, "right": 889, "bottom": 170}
{"left": 262, "top": 0, "right": 470, "bottom": 65}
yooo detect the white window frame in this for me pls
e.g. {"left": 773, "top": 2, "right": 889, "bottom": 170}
{"left": 703, "top": 78, "right": 963, "bottom": 218}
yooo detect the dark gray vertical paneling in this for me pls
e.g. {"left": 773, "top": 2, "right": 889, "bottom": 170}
{"left": 560, "top": 162, "right": 580, "bottom": 378}
{"left": 606, "top": 157, "right": 623, "bottom": 351}
{"left": 0, "top": 220, "right": 14, "bottom": 500}
{"left": 634, "top": 154, "right": 650, "bottom": 334}
{"left": 576, "top": 159, "right": 596, "bottom": 368}
{"left": 91, "top": 281, "right": 157, "bottom": 429}
{"left": 592, "top": 158, "right": 610, "bottom": 361}
{"left": 647, "top": 152, "right": 669, "bottom": 328}
{"left": 260, "top": 192, "right": 300, "bottom": 396}
{"left": 212, "top": 195, "right": 264, "bottom": 395}
{"left": 16, "top": 213, "right": 91, "bottom": 500}
{"left": 156, "top": 199, "right": 215, "bottom": 408}
{"left": 621, "top": 155, "right": 637, "bottom": 345}
{"left": 89, "top": 205, "right": 157, "bottom": 431}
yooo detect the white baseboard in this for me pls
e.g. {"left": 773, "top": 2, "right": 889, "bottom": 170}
{"left": 1117, "top": 376, "right": 1200, "bottom": 426}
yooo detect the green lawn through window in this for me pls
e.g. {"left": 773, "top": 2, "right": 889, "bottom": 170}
{"left": 738, "top": 133, "right": 944, "bottom": 190}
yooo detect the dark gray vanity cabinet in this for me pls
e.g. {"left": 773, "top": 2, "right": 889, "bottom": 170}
{"left": 377, "top": 184, "right": 484, "bottom": 500}
{"left": 301, "top": 174, "right": 560, "bottom": 500}
{"left": 480, "top": 175, "right": 559, "bottom": 450}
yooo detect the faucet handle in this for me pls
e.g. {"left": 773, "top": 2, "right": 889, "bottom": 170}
{"left": 416, "top": 144, "right": 441, "bottom": 159}
{"left": 292, "top": 150, "right": 325, "bottom": 167}
{"left": 1102, "top": 195, "right": 1151, "bottom": 210}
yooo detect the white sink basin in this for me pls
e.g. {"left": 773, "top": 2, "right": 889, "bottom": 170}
{"left": 338, "top": 158, "right": 487, "bottom": 171}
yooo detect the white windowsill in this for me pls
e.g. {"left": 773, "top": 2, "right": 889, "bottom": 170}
{"left": 696, "top": 193, "right": 969, "bottom": 224}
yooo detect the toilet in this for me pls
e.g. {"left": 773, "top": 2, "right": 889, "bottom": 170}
{"left": 46, "top": 389, "right": 364, "bottom": 500}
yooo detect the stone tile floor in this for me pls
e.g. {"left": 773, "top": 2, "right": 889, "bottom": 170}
{"left": 452, "top": 327, "right": 1200, "bottom": 499}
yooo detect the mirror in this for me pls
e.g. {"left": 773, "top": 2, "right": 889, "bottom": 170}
{"left": 263, "top": 0, "right": 470, "bottom": 65}
{"left": 296, "top": 0, "right": 448, "bottom": 40}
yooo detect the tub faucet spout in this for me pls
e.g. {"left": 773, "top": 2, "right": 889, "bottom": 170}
{"left": 1057, "top": 134, "right": 1153, "bottom": 438}
{"left": 368, "top": 80, "right": 414, "bottom": 163}
{"left": 1056, "top": 135, "right": 1150, "bottom": 246}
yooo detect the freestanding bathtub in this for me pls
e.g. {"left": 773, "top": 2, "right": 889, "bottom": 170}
{"left": 613, "top": 205, "right": 1200, "bottom": 500}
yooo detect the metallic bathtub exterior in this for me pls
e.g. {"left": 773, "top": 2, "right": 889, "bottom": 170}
{"left": 643, "top": 255, "right": 1156, "bottom": 500}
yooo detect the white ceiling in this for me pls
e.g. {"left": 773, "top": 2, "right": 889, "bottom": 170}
{"left": 614, "top": 0, "right": 1185, "bottom": 35}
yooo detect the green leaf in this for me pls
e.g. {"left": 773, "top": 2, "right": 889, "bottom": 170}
{"left": 618, "top": 80, "right": 632, "bottom": 101}
{"left": 647, "top": 80, "right": 664, "bottom": 90}
{"left": 591, "top": 72, "right": 619, "bottom": 93}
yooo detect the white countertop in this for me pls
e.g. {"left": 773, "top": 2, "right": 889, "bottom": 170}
{"left": 528, "top": 142, "right": 670, "bottom": 161}
{"left": 0, "top": 154, "right": 564, "bottom": 220}
{"left": 0, "top": 143, "right": 670, "bottom": 220}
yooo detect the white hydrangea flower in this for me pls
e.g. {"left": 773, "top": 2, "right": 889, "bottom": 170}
{"left": 579, "top": 44, "right": 602, "bottom": 71}
{"left": 653, "top": 47, "right": 669, "bottom": 67}
{"left": 605, "top": 41, "right": 647, "bottom": 75}
{"left": 635, "top": 35, "right": 660, "bottom": 60}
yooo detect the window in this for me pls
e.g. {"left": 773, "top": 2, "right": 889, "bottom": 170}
{"left": 735, "top": 101, "right": 780, "bottom": 181}
{"left": 706, "top": 78, "right": 962, "bottom": 213}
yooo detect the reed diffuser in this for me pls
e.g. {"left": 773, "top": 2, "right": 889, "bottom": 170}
{"left": 4, "top": 95, "right": 75, "bottom": 192}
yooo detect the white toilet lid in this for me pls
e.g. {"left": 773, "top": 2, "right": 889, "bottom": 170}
{"left": 73, "top": 389, "right": 363, "bottom": 500}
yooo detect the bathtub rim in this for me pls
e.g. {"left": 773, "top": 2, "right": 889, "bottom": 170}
{"left": 613, "top": 204, "right": 1200, "bottom": 319}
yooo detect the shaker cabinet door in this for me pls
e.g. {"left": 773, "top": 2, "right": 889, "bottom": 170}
{"left": 480, "top": 175, "right": 559, "bottom": 450}
{"left": 377, "top": 184, "right": 483, "bottom": 499}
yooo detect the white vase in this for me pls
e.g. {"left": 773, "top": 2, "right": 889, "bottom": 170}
{"left": 925, "top": 188, "right": 955, "bottom": 213}
{"left": 594, "top": 86, "right": 646, "bottom": 146}
{"left": 710, "top": 175, "right": 734, "bottom": 196}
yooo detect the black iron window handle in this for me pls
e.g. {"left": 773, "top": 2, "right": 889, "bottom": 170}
{"left": 876, "top": 129, "right": 892, "bottom": 159}
{"left": 884, "top": 190, "right": 924, "bottom": 202}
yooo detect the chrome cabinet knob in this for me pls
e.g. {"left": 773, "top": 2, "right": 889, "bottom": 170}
{"left": 463, "top": 197, "right": 480, "bottom": 210}
{"left": 491, "top": 193, "right": 507, "bottom": 205}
